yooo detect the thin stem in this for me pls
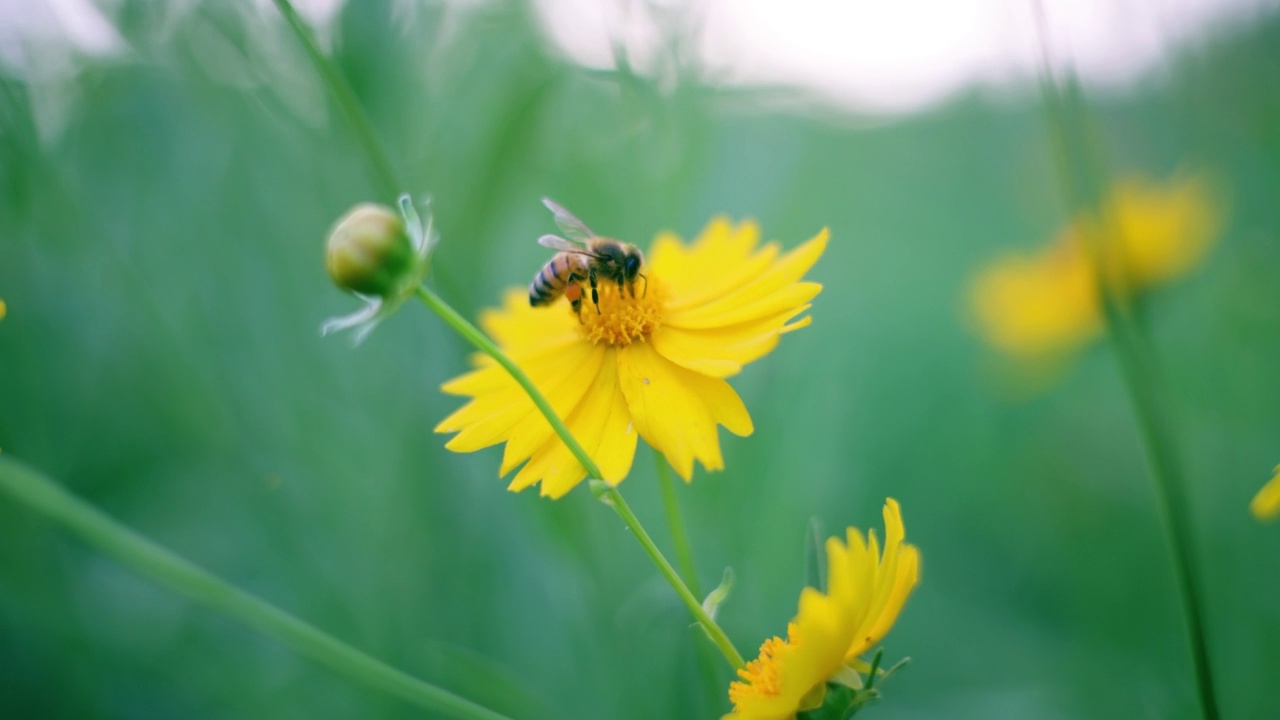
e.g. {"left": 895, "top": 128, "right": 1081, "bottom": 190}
{"left": 655, "top": 450, "right": 727, "bottom": 711}
{"left": 0, "top": 457, "right": 512, "bottom": 720}
{"left": 1031, "top": 7, "right": 1219, "bottom": 718}
{"left": 270, "top": 0, "right": 400, "bottom": 200}
{"left": 414, "top": 286, "right": 745, "bottom": 671}
{"left": 654, "top": 449, "right": 700, "bottom": 597}
{"left": 597, "top": 482, "right": 746, "bottom": 670}
{"left": 415, "top": 286, "right": 598, "bottom": 474}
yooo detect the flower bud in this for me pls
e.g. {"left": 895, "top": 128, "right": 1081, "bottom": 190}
{"left": 325, "top": 203, "right": 415, "bottom": 297}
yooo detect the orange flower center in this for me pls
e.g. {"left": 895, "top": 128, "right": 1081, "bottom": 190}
{"left": 578, "top": 277, "right": 664, "bottom": 347}
{"left": 728, "top": 634, "right": 789, "bottom": 706}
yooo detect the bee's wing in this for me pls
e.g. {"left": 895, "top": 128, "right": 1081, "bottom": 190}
{"left": 542, "top": 198, "right": 597, "bottom": 245}
{"left": 538, "top": 234, "right": 597, "bottom": 256}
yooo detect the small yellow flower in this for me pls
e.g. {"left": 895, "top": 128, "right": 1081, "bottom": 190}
{"left": 970, "top": 174, "right": 1220, "bottom": 359}
{"left": 725, "top": 499, "right": 920, "bottom": 720}
{"left": 436, "top": 217, "right": 826, "bottom": 498}
{"left": 1251, "top": 465, "right": 1280, "bottom": 522}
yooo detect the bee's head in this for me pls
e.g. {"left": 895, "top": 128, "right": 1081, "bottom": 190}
{"left": 623, "top": 248, "right": 643, "bottom": 281}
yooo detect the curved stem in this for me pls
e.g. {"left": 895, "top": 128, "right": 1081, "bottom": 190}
{"left": 415, "top": 286, "right": 745, "bottom": 671}
{"left": 270, "top": 0, "right": 400, "bottom": 200}
{"left": 596, "top": 482, "right": 745, "bottom": 670}
{"left": 654, "top": 450, "right": 700, "bottom": 597}
{"left": 0, "top": 457, "right": 512, "bottom": 720}
{"left": 654, "top": 449, "right": 725, "bottom": 708}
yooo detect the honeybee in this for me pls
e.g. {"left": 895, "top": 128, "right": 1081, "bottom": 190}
{"left": 528, "top": 198, "right": 647, "bottom": 315}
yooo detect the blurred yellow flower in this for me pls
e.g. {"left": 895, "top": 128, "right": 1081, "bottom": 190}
{"left": 1250, "top": 465, "right": 1280, "bottom": 522}
{"left": 0, "top": 298, "right": 6, "bottom": 321}
{"left": 436, "top": 218, "right": 826, "bottom": 498}
{"left": 725, "top": 499, "right": 920, "bottom": 720}
{"left": 970, "top": 174, "right": 1220, "bottom": 359}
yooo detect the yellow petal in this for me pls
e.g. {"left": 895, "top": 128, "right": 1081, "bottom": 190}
{"left": 436, "top": 338, "right": 604, "bottom": 453}
{"left": 844, "top": 499, "right": 920, "bottom": 660}
{"left": 649, "top": 219, "right": 773, "bottom": 305}
{"left": 652, "top": 300, "right": 815, "bottom": 378}
{"left": 668, "top": 230, "right": 827, "bottom": 327}
{"left": 509, "top": 353, "right": 638, "bottom": 498}
{"left": 1251, "top": 465, "right": 1280, "bottom": 522}
{"left": 617, "top": 340, "right": 752, "bottom": 480}
{"left": 655, "top": 219, "right": 762, "bottom": 294}
{"left": 480, "top": 289, "right": 581, "bottom": 354}
{"left": 669, "top": 282, "right": 822, "bottom": 331}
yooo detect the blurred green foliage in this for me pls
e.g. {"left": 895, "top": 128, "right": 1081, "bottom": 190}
{"left": 2, "top": 2, "right": 1279, "bottom": 718}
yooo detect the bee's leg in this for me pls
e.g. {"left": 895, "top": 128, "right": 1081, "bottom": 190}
{"left": 638, "top": 273, "right": 648, "bottom": 299}
{"left": 589, "top": 267, "right": 601, "bottom": 314}
{"left": 566, "top": 274, "right": 586, "bottom": 322}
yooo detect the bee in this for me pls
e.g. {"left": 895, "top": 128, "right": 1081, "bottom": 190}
{"left": 528, "top": 198, "right": 647, "bottom": 315}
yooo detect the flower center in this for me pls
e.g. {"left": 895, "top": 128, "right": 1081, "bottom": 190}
{"left": 578, "top": 277, "right": 664, "bottom": 346}
{"left": 728, "top": 635, "right": 788, "bottom": 705}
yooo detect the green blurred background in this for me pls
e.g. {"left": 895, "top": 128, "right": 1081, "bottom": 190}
{"left": 2, "top": 1, "right": 1279, "bottom": 718}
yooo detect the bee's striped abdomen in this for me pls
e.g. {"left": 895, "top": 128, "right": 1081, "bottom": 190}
{"left": 529, "top": 252, "right": 583, "bottom": 307}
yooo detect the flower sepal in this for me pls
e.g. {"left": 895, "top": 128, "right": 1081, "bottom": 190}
{"left": 322, "top": 194, "right": 438, "bottom": 345}
{"left": 799, "top": 651, "right": 910, "bottom": 720}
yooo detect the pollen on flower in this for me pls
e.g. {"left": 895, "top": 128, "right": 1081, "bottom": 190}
{"left": 578, "top": 279, "right": 665, "bottom": 347}
{"left": 728, "top": 628, "right": 795, "bottom": 705}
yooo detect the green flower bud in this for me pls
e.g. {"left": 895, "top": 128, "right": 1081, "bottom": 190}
{"left": 325, "top": 203, "right": 415, "bottom": 297}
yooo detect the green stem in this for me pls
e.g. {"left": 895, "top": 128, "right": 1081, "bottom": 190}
{"left": 654, "top": 450, "right": 700, "bottom": 597}
{"left": 593, "top": 481, "right": 746, "bottom": 671}
{"left": 653, "top": 450, "right": 732, "bottom": 712}
{"left": 414, "top": 286, "right": 746, "bottom": 671}
{"left": 0, "top": 457, "right": 512, "bottom": 720}
{"left": 1031, "top": 9, "right": 1219, "bottom": 718}
{"left": 270, "top": 0, "right": 400, "bottom": 200}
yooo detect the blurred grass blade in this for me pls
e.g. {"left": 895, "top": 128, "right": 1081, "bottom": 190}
{"left": 804, "top": 516, "right": 826, "bottom": 592}
{"left": 269, "top": 0, "right": 400, "bottom": 200}
{"left": 1032, "top": 5, "right": 1221, "bottom": 719}
{"left": 0, "top": 457, "right": 515, "bottom": 720}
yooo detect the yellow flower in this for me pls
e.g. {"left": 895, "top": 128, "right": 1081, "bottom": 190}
{"left": 725, "top": 499, "right": 920, "bottom": 720}
{"left": 436, "top": 217, "right": 827, "bottom": 498}
{"left": 1251, "top": 465, "right": 1280, "bottom": 522}
{"left": 970, "top": 174, "right": 1220, "bottom": 358}
{"left": 0, "top": 298, "right": 6, "bottom": 321}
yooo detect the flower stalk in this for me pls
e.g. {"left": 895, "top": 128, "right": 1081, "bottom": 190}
{"left": 653, "top": 448, "right": 729, "bottom": 710}
{"left": 1033, "top": 7, "right": 1219, "bottom": 719}
{"left": 654, "top": 450, "right": 701, "bottom": 597}
{"left": 0, "top": 457, "right": 512, "bottom": 720}
{"left": 415, "top": 285, "right": 746, "bottom": 671}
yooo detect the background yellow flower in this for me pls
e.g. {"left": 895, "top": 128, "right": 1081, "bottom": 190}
{"left": 726, "top": 499, "right": 920, "bottom": 720}
{"left": 969, "top": 174, "right": 1221, "bottom": 360}
{"left": 436, "top": 219, "right": 826, "bottom": 498}
{"left": 1251, "top": 466, "right": 1280, "bottom": 521}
